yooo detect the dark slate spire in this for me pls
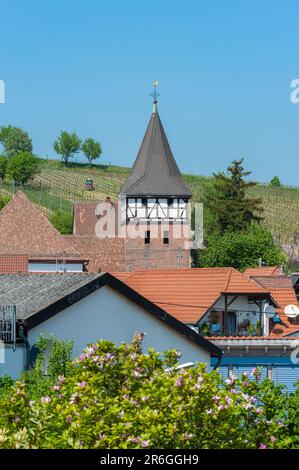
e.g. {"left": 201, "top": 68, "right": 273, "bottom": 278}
{"left": 119, "top": 100, "right": 192, "bottom": 198}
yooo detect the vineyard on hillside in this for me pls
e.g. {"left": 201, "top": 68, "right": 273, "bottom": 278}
{"left": 0, "top": 158, "right": 299, "bottom": 260}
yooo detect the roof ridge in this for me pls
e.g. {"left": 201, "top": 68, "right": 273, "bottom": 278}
{"left": 223, "top": 267, "right": 234, "bottom": 292}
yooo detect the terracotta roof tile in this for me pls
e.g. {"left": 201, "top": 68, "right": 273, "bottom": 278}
{"left": 0, "top": 255, "right": 28, "bottom": 273}
{"left": 243, "top": 266, "right": 282, "bottom": 277}
{"left": 65, "top": 235, "right": 124, "bottom": 272}
{"left": 112, "top": 267, "right": 271, "bottom": 324}
{"left": 0, "top": 192, "right": 79, "bottom": 259}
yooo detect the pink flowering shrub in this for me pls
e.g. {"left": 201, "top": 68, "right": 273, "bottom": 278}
{"left": 0, "top": 334, "right": 285, "bottom": 449}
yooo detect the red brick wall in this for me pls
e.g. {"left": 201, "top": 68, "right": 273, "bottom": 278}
{"left": 123, "top": 222, "right": 191, "bottom": 271}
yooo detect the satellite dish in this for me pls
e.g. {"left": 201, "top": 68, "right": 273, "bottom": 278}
{"left": 284, "top": 304, "right": 299, "bottom": 318}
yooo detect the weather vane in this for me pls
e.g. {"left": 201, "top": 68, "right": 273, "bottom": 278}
{"left": 150, "top": 80, "right": 160, "bottom": 103}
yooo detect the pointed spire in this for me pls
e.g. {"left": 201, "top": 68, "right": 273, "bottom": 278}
{"left": 119, "top": 84, "right": 192, "bottom": 198}
{"left": 151, "top": 80, "right": 159, "bottom": 114}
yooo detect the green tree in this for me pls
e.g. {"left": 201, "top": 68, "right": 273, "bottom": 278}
{"left": 0, "top": 125, "right": 33, "bottom": 158}
{"left": 6, "top": 152, "right": 39, "bottom": 186}
{"left": 81, "top": 137, "right": 102, "bottom": 165}
{"left": 53, "top": 131, "right": 82, "bottom": 163}
{"left": 50, "top": 210, "right": 73, "bottom": 234}
{"left": 203, "top": 159, "right": 263, "bottom": 234}
{"left": 0, "top": 156, "right": 8, "bottom": 180}
{"left": 269, "top": 176, "right": 282, "bottom": 187}
{"left": 200, "top": 224, "right": 286, "bottom": 271}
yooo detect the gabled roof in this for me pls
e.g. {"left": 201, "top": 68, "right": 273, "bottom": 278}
{"left": 243, "top": 266, "right": 282, "bottom": 277}
{"left": 113, "top": 268, "right": 274, "bottom": 324}
{"left": 0, "top": 272, "right": 221, "bottom": 358}
{"left": 119, "top": 106, "right": 192, "bottom": 197}
{"left": 0, "top": 191, "right": 79, "bottom": 259}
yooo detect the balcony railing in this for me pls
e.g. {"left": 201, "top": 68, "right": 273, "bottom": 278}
{"left": 199, "top": 310, "right": 263, "bottom": 337}
{"left": 0, "top": 306, "right": 17, "bottom": 346}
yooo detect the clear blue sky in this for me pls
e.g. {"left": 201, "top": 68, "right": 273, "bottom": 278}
{"left": 0, "top": 0, "right": 299, "bottom": 184}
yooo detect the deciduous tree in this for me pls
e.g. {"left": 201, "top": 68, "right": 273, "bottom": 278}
{"left": 81, "top": 137, "right": 102, "bottom": 165}
{"left": 0, "top": 125, "right": 33, "bottom": 158}
{"left": 53, "top": 131, "right": 82, "bottom": 163}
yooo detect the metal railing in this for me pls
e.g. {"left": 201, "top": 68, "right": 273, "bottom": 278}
{"left": 0, "top": 305, "right": 17, "bottom": 349}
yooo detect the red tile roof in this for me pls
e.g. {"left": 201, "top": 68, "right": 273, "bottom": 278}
{"left": 64, "top": 235, "right": 125, "bottom": 272}
{"left": 0, "top": 255, "right": 28, "bottom": 273}
{"left": 113, "top": 267, "right": 272, "bottom": 324}
{"left": 252, "top": 275, "right": 299, "bottom": 337}
{"left": 0, "top": 192, "right": 79, "bottom": 259}
{"left": 243, "top": 266, "right": 282, "bottom": 277}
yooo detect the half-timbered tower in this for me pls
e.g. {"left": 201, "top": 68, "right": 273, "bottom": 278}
{"left": 119, "top": 94, "right": 192, "bottom": 271}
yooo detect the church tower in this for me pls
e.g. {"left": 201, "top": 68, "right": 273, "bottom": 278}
{"left": 119, "top": 83, "right": 192, "bottom": 271}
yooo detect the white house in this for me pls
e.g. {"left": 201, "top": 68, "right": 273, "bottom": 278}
{"left": 0, "top": 272, "right": 221, "bottom": 378}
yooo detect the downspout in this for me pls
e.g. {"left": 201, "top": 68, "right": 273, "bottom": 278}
{"left": 18, "top": 322, "right": 30, "bottom": 371}
{"left": 212, "top": 350, "right": 223, "bottom": 370}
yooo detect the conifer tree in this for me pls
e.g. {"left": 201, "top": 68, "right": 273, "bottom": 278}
{"left": 204, "top": 159, "right": 263, "bottom": 234}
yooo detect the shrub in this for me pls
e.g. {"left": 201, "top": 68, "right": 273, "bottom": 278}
{"left": 50, "top": 210, "right": 73, "bottom": 234}
{"left": 270, "top": 176, "right": 282, "bottom": 187}
{"left": 0, "top": 194, "right": 11, "bottom": 211}
{"left": 0, "top": 335, "right": 285, "bottom": 449}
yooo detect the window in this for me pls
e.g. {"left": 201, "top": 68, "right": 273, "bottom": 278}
{"left": 163, "top": 230, "right": 169, "bottom": 244}
{"left": 144, "top": 230, "right": 150, "bottom": 244}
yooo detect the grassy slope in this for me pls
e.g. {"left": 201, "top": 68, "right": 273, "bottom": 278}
{"left": 1, "top": 157, "right": 299, "bottom": 249}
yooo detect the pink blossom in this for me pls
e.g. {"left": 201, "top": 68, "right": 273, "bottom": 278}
{"left": 175, "top": 376, "right": 184, "bottom": 387}
{"left": 129, "top": 437, "right": 140, "bottom": 444}
{"left": 141, "top": 440, "right": 150, "bottom": 448}
{"left": 270, "top": 436, "right": 276, "bottom": 443}
{"left": 259, "top": 443, "right": 267, "bottom": 449}
{"left": 70, "top": 392, "right": 80, "bottom": 405}
{"left": 77, "top": 381, "right": 87, "bottom": 388}
{"left": 99, "top": 433, "right": 105, "bottom": 440}
{"left": 226, "top": 375, "right": 236, "bottom": 385}
{"left": 57, "top": 375, "right": 65, "bottom": 383}
{"left": 41, "top": 396, "right": 51, "bottom": 404}
{"left": 183, "top": 433, "right": 193, "bottom": 441}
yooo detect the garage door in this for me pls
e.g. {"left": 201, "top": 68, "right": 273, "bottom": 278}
{"left": 217, "top": 366, "right": 229, "bottom": 380}
{"left": 272, "top": 366, "right": 299, "bottom": 393}
{"left": 233, "top": 365, "right": 268, "bottom": 381}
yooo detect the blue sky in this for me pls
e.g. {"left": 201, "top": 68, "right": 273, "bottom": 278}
{"left": 0, "top": 0, "right": 299, "bottom": 184}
